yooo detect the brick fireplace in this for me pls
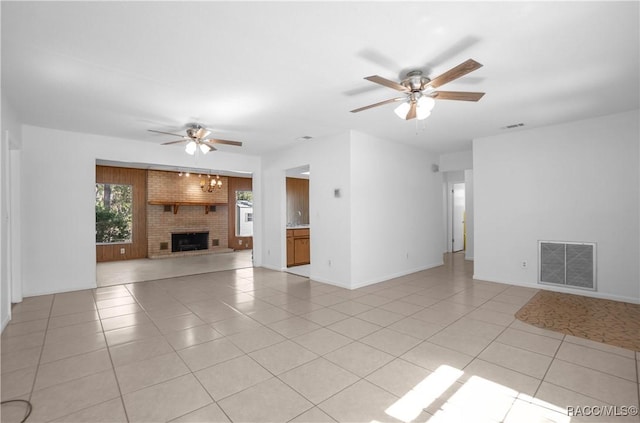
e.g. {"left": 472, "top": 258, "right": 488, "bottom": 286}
{"left": 147, "top": 170, "right": 229, "bottom": 258}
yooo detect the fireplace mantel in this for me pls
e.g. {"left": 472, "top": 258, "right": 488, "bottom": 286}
{"left": 148, "top": 200, "right": 227, "bottom": 214}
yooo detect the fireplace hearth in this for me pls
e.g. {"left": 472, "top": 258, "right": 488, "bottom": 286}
{"left": 172, "top": 232, "right": 209, "bottom": 252}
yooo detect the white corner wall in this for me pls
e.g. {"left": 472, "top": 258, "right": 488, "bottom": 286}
{"left": 20, "top": 125, "right": 261, "bottom": 297}
{"left": 474, "top": 110, "right": 640, "bottom": 303}
{"left": 1, "top": 94, "right": 23, "bottom": 331}
{"left": 261, "top": 132, "right": 352, "bottom": 287}
{"left": 262, "top": 130, "right": 444, "bottom": 290}
{"left": 349, "top": 131, "right": 443, "bottom": 288}
{"left": 464, "top": 169, "right": 474, "bottom": 261}
{"left": 0, "top": 124, "right": 10, "bottom": 330}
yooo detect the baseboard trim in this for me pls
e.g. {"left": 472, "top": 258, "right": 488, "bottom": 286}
{"left": 1, "top": 313, "right": 11, "bottom": 333}
{"left": 350, "top": 261, "right": 443, "bottom": 290}
{"left": 308, "top": 275, "right": 350, "bottom": 289}
{"left": 264, "top": 261, "right": 447, "bottom": 292}
{"left": 23, "top": 282, "right": 97, "bottom": 298}
{"left": 473, "top": 274, "right": 640, "bottom": 304}
{"left": 260, "top": 264, "right": 283, "bottom": 272}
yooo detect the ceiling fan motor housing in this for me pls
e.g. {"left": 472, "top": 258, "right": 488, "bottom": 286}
{"left": 186, "top": 124, "right": 203, "bottom": 139}
{"left": 402, "top": 70, "right": 432, "bottom": 92}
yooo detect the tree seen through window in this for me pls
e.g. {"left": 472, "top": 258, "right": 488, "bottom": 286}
{"left": 95, "top": 183, "right": 133, "bottom": 243}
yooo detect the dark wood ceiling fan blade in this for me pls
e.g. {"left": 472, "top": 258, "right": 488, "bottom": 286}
{"left": 161, "top": 139, "right": 188, "bottom": 145}
{"left": 148, "top": 129, "right": 188, "bottom": 138}
{"left": 350, "top": 97, "right": 405, "bottom": 113}
{"left": 406, "top": 102, "right": 417, "bottom": 120}
{"left": 204, "top": 138, "right": 243, "bottom": 147}
{"left": 433, "top": 91, "right": 485, "bottom": 101}
{"left": 428, "top": 59, "right": 483, "bottom": 88}
{"left": 364, "top": 75, "right": 409, "bottom": 92}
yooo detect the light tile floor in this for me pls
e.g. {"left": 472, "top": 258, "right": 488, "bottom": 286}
{"left": 97, "top": 250, "right": 253, "bottom": 287}
{"left": 2, "top": 254, "right": 639, "bottom": 422}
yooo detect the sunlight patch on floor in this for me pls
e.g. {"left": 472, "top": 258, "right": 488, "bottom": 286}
{"left": 384, "top": 366, "right": 571, "bottom": 423}
{"left": 385, "top": 365, "right": 463, "bottom": 422}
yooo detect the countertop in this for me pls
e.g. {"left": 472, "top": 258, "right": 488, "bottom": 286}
{"left": 286, "top": 225, "right": 310, "bottom": 229}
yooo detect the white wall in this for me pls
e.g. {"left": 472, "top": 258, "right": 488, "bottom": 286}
{"left": 439, "top": 150, "right": 472, "bottom": 173}
{"left": 10, "top": 150, "right": 22, "bottom": 304}
{"left": 464, "top": 169, "right": 474, "bottom": 260}
{"left": 261, "top": 132, "right": 352, "bottom": 287}
{"left": 1, "top": 94, "right": 23, "bottom": 331}
{"left": 474, "top": 110, "right": 640, "bottom": 303}
{"left": 349, "top": 131, "right": 444, "bottom": 288}
{"left": 1, "top": 122, "right": 10, "bottom": 330}
{"left": 20, "top": 125, "right": 261, "bottom": 297}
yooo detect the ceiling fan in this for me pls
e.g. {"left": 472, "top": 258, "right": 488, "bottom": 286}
{"left": 350, "top": 59, "right": 485, "bottom": 120}
{"left": 148, "top": 123, "right": 242, "bottom": 155}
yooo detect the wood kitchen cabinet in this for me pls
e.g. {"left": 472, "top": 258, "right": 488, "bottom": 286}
{"left": 287, "top": 233, "right": 295, "bottom": 266}
{"left": 287, "top": 228, "right": 310, "bottom": 267}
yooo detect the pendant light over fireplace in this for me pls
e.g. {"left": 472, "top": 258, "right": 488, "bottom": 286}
{"left": 177, "top": 171, "right": 223, "bottom": 192}
{"left": 201, "top": 174, "right": 223, "bottom": 192}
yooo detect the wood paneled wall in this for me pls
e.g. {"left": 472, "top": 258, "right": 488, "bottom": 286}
{"left": 227, "top": 177, "right": 253, "bottom": 250}
{"left": 96, "top": 166, "right": 148, "bottom": 262}
{"left": 286, "top": 177, "right": 309, "bottom": 226}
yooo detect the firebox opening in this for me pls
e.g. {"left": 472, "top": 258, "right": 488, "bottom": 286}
{"left": 171, "top": 232, "right": 209, "bottom": 252}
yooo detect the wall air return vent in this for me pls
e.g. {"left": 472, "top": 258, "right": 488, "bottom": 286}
{"left": 539, "top": 241, "right": 596, "bottom": 290}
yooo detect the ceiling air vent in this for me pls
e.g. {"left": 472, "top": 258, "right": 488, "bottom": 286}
{"left": 502, "top": 123, "right": 525, "bottom": 129}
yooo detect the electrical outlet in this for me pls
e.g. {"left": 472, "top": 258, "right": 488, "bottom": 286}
{"left": 521, "top": 260, "right": 528, "bottom": 269}
{"left": 120, "top": 248, "right": 125, "bottom": 255}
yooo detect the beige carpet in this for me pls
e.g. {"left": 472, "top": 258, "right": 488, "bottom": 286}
{"left": 516, "top": 290, "right": 640, "bottom": 351}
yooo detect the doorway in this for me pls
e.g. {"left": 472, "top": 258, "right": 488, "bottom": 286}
{"left": 285, "top": 165, "right": 310, "bottom": 277}
{"left": 452, "top": 182, "right": 465, "bottom": 253}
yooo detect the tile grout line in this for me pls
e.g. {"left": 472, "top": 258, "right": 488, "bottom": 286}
{"left": 530, "top": 334, "right": 639, "bottom": 409}
{"left": 130, "top": 279, "right": 279, "bottom": 423}
{"left": 98, "top": 285, "right": 137, "bottom": 423}
{"left": 530, "top": 329, "right": 564, "bottom": 408}
{"left": 94, "top": 288, "right": 131, "bottom": 423}
{"left": 25, "top": 295, "right": 55, "bottom": 404}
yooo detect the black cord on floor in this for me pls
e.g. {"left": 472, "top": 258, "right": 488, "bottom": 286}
{"left": 1, "top": 399, "right": 33, "bottom": 423}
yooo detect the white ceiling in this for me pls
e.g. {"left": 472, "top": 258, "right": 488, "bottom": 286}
{"left": 2, "top": 2, "right": 638, "bottom": 156}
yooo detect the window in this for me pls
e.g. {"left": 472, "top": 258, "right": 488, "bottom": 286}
{"left": 235, "top": 190, "right": 253, "bottom": 237}
{"left": 95, "top": 183, "right": 133, "bottom": 244}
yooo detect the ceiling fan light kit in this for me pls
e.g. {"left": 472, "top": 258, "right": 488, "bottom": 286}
{"left": 351, "top": 59, "right": 485, "bottom": 121}
{"left": 149, "top": 124, "right": 243, "bottom": 155}
{"left": 185, "top": 141, "right": 197, "bottom": 155}
{"left": 394, "top": 94, "right": 435, "bottom": 121}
